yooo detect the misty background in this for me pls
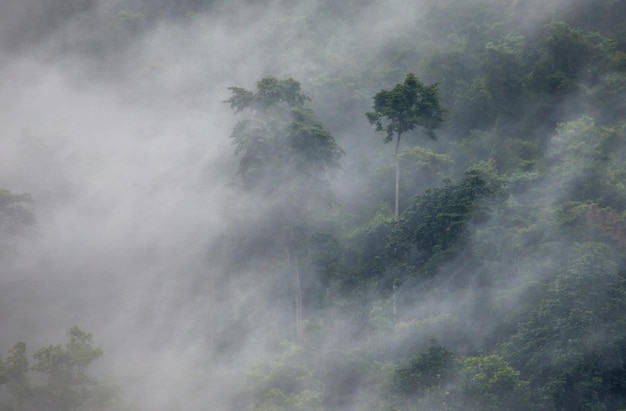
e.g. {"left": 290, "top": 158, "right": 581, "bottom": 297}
{"left": 1, "top": 0, "right": 625, "bottom": 410}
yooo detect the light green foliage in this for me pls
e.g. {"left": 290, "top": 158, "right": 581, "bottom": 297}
{"left": 451, "top": 130, "right": 539, "bottom": 174}
{"left": 373, "top": 343, "right": 529, "bottom": 411}
{"left": 552, "top": 116, "right": 610, "bottom": 166}
{"left": 551, "top": 116, "right": 626, "bottom": 208}
{"left": 368, "top": 146, "right": 453, "bottom": 214}
{"left": 461, "top": 354, "right": 529, "bottom": 411}
{"left": 257, "top": 388, "right": 323, "bottom": 411}
{"left": 347, "top": 203, "right": 395, "bottom": 239}
{"left": 244, "top": 343, "right": 324, "bottom": 411}
{"left": 398, "top": 146, "right": 452, "bottom": 179}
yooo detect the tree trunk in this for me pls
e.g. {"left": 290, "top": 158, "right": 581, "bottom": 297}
{"left": 293, "top": 251, "right": 303, "bottom": 340}
{"left": 287, "top": 227, "right": 303, "bottom": 340}
{"left": 394, "top": 133, "right": 402, "bottom": 219}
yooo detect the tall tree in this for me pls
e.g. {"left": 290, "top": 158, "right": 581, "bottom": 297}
{"left": 225, "top": 77, "right": 343, "bottom": 339}
{"left": 366, "top": 73, "right": 444, "bottom": 218}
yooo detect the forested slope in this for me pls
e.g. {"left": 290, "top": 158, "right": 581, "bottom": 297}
{"left": 1, "top": 0, "right": 626, "bottom": 410}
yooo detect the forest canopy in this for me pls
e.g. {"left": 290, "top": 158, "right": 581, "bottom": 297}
{"left": 2, "top": 0, "right": 626, "bottom": 410}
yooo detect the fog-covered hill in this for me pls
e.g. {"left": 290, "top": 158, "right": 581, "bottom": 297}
{"left": 1, "top": 1, "right": 626, "bottom": 410}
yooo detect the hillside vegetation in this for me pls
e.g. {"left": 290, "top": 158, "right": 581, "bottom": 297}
{"left": 2, "top": 0, "right": 626, "bottom": 410}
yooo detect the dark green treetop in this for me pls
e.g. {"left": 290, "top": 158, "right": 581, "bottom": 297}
{"left": 226, "top": 77, "right": 309, "bottom": 113}
{"left": 366, "top": 73, "right": 444, "bottom": 142}
{"left": 225, "top": 77, "right": 343, "bottom": 197}
{"left": 366, "top": 73, "right": 444, "bottom": 218}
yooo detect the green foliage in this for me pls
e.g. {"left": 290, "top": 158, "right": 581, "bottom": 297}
{"left": 553, "top": 200, "right": 626, "bottom": 248}
{"left": 366, "top": 73, "right": 444, "bottom": 142}
{"left": 391, "top": 340, "right": 455, "bottom": 396}
{"left": 373, "top": 342, "right": 530, "bottom": 411}
{"left": 450, "top": 77, "right": 495, "bottom": 131}
{"left": 226, "top": 77, "right": 343, "bottom": 198}
{"left": 376, "top": 340, "right": 457, "bottom": 411}
{"left": 461, "top": 354, "right": 530, "bottom": 411}
{"left": 507, "top": 242, "right": 626, "bottom": 410}
{"left": 368, "top": 146, "right": 453, "bottom": 213}
{"left": 451, "top": 130, "right": 539, "bottom": 174}
{"left": 0, "top": 327, "right": 128, "bottom": 411}
{"left": 31, "top": 327, "right": 105, "bottom": 411}
{"left": 550, "top": 116, "right": 626, "bottom": 208}
{"left": 244, "top": 343, "right": 325, "bottom": 411}
{"left": 256, "top": 388, "right": 323, "bottom": 411}
{"left": 398, "top": 146, "right": 453, "bottom": 179}
{"left": 225, "top": 77, "right": 345, "bottom": 338}
{"left": 529, "top": 21, "right": 607, "bottom": 95}
{"left": 366, "top": 72, "right": 445, "bottom": 218}
{"left": 13, "top": 2, "right": 626, "bottom": 410}
{"left": 225, "top": 4, "right": 626, "bottom": 411}
{"left": 380, "top": 162, "right": 505, "bottom": 277}
{"left": 0, "top": 342, "right": 30, "bottom": 410}
{"left": 227, "top": 77, "right": 309, "bottom": 113}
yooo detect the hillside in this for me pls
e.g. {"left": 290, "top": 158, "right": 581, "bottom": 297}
{"left": 1, "top": 0, "right": 626, "bottom": 410}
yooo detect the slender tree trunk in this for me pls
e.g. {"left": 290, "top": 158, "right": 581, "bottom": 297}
{"left": 293, "top": 251, "right": 303, "bottom": 340}
{"left": 287, "top": 227, "right": 303, "bottom": 340}
{"left": 394, "top": 133, "right": 402, "bottom": 219}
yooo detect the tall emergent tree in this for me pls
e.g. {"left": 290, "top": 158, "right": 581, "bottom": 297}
{"left": 366, "top": 73, "right": 444, "bottom": 218}
{"left": 225, "top": 77, "right": 343, "bottom": 338}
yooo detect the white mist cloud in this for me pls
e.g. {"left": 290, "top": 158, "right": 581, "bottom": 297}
{"left": 0, "top": 0, "right": 581, "bottom": 409}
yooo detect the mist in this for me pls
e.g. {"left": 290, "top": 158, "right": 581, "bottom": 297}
{"left": 0, "top": 0, "right": 623, "bottom": 410}
{"left": 0, "top": 1, "right": 390, "bottom": 408}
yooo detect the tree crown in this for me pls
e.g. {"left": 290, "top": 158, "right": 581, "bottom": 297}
{"left": 366, "top": 73, "right": 444, "bottom": 142}
{"left": 225, "top": 77, "right": 343, "bottom": 196}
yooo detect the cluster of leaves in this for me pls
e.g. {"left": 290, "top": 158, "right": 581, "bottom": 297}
{"left": 225, "top": 77, "right": 343, "bottom": 199}
{"left": 0, "top": 327, "right": 130, "bottom": 411}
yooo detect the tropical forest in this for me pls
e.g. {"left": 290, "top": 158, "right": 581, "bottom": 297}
{"left": 1, "top": 0, "right": 626, "bottom": 410}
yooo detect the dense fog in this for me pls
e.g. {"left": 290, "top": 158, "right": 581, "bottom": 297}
{"left": 1, "top": 0, "right": 625, "bottom": 410}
